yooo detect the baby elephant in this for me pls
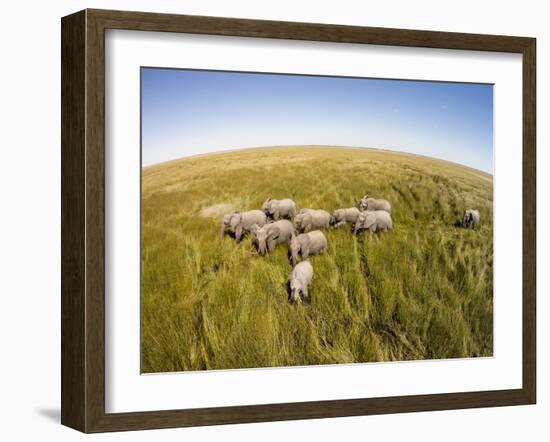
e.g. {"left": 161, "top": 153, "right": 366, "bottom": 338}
{"left": 462, "top": 209, "right": 481, "bottom": 228}
{"left": 358, "top": 195, "right": 392, "bottom": 213}
{"left": 354, "top": 210, "right": 393, "bottom": 234}
{"left": 290, "top": 230, "right": 328, "bottom": 265}
{"left": 220, "top": 210, "right": 267, "bottom": 241}
{"left": 250, "top": 220, "right": 295, "bottom": 255}
{"left": 262, "top": 198, "right": 297, "bottom": 220}
{"left": 294, "top": 209, "right": 331, "bottom": 233}
{"left": 331, "top": 207, "right": 361, "bottom": 228}
{"left": 289, "top": 260, "right": 313, "bottom": 303}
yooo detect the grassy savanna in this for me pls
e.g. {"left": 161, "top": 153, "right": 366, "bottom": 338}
{"left": 141, "top": 146, "right": 493, "bottom": 373}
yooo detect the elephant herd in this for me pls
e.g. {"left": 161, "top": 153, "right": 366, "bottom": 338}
{"left": 220, "top": 196, "right": 481, "bottom": 304}
{"left": 220, "top": 195, "right": 392, "bottom": 303}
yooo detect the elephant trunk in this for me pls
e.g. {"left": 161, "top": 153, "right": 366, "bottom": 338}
{"left": 258, "top": 240, "right": 267, "bottom": 256}
{"left": 291, "top": 246, "right": 298, "bottom": 266}
{"left": 220, "top": 222, "right": 227, "bottom": 238}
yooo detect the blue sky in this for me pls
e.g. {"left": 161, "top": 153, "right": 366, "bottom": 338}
{"left": 141, "top": 68, "right": 493, "bottom": 173}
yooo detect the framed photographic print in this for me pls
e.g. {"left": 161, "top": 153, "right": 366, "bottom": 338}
{"left": 61, "top": 9, "right": 536, "bottom": 433}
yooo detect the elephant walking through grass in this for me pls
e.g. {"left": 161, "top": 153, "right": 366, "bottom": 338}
{"left": 331, "top": 207, "right": 361, "bottom": 228}
{"left": 290, "top": 230, "right": 328, "bottom": 265}
{"left": 462, "top": 209, "right": 481, "bottom": 228}
{"left": 358, "top": 195, "right": 392, "bottom": 213}
{"left": 250, "top": 220, "right": 295, "bottom": 255}
{"left": 221, "top": 210, "right": 267, "bottom": 241}
{"left": 353, "top": 210, "right": 393, "bottom": 234}
{"left": 294, "top": 209, "right": 331, "bottom": 233}
{"left": 289, "top": 260, "right": 313, "bottom": 303}
{"left": 262, "top": 198, "right": 297, "bottom": 220}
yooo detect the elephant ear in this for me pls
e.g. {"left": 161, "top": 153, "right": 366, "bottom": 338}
{"left": 363, "top": 213, "right": 376, "bottom": 228}
{"left": 300, "top": 233, "right": 311, "bottom": 248}
{"left": 230, "top": 212, "right": 242, "bottom": 225}
{"left": 267, "top": 225, "right": 280, "bottom": 240}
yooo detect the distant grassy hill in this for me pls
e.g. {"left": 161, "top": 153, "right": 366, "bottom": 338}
{"left": 141, "top": 146, "right": 493, "bottom": 373}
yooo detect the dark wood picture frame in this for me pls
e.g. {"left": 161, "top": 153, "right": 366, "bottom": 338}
{"left": 61, "top": 9, "right": 536, "bottom": 433}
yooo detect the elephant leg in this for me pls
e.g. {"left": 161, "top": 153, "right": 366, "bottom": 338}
{"left": 302, "top": 246, "right": 309, "bottom": 259}
{"left": 267, "top": 239, "right": 277, "bottom": 253}
{"left": 302, "top": 286, "right": 309, "bottom": 301}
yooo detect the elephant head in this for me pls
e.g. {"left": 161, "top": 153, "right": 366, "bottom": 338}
{"left": 220, "top": 214, "right": 230, "bottom": 237}
{"left": 289, "top": 283, "right": 303, "bottom": 303}
{"left": 229, "top": 212, "right": 242, "bottom": 228}
{"left": 221, "top": 212, "right": 239, "bottom": 237}
{"left": 462, "top": 211, "right": 473, "bottom": 228}
{"left": 358, "top": 195, "right": 370, "bottom": 211}
{"left": 262, "top": 198, "right": 273, "bottom": 215}
{"left": 294, "top": 212, "right": 311, "bottom": 232}
{"left": 293, "top": 213, "right": 304, "bottom": 231}
{"left": 355, "top": 212, "right": 375, "bottom": 233}
{"left": 331, "top": 209, "right": 343, "bottom": 225}
{"left": 251, "top": 223, "right": 280, "bottom": 256}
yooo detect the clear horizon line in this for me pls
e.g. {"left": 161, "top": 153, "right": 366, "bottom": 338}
{"left": 142, "top": 144, "right": 494, "bottom": 176}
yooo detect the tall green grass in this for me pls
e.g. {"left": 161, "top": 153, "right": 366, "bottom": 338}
{"left": 141, "top": 146, "right": 493, "bottom": 372}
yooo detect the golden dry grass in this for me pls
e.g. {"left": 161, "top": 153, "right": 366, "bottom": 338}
{"left": 141, "top": 146, "right": 493, "bottom": 373}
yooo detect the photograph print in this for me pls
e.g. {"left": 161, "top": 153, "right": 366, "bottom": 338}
{"left": 141, "top": 68, "right": 493, "bottom": 374}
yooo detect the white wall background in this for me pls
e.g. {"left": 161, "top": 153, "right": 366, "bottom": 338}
{"left": 0, "top": 0, "right": 546, "bottom": 440}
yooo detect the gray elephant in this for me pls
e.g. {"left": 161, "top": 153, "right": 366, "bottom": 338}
{"left": 462, "top": 209, "right": 480, "bottom": 228}
{"left": 262, "top": 198, "right": 297, "bottom": 220}
{"left": 290, "top": 230, "right": 328, "bottom": 265}
{"left": 289, "top": 260, "right": 313, "bottom": 303}
{"left": 294, "top": 209, "right": 331, "bottom": 233}
{"left": 358, "top": 195, "right": 392, "bottom": 213}
{"left": 250, "top": 220, "right": 295, "bottom": 255}
{"left": 353, "top": 210, "right": 393, "bottom": 234}
{"left": 331, "top": 207, "right": 361, "bottom": 228}
{"left": 220, "top": 210, "right": 267, "bottom": 241}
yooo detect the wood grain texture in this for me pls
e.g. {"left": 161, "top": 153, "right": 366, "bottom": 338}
{"left": 60, "top": 8, "right": 537, "bottom": 433}
{"left": 61, "top": 10, "right": 86, "bottom": 432}
{"left": 522, "top": 38, "right": 537, "bottom": 404}
{"left": 89, "top": 8, "right": 532, "bottom": 52}
{"left": 84, "top": 10, "right": 107, "bottom": 432}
